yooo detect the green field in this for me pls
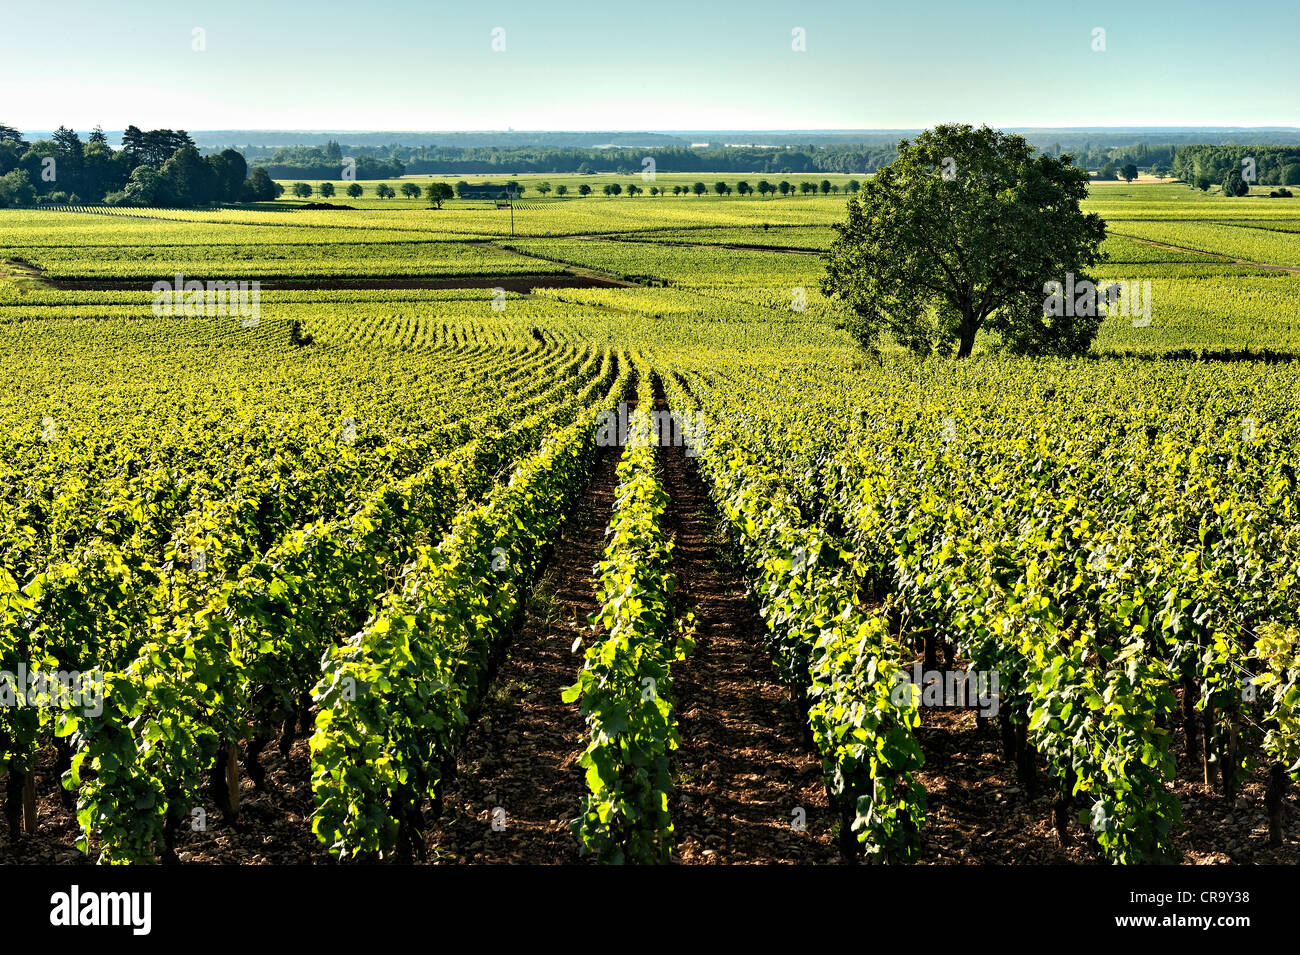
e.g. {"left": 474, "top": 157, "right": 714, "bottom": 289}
{"left": 1, "top": 180, "right": 1298, "bottom": 866}
{"left": 10, "top": 183, "right": 1300, "bottom": 354}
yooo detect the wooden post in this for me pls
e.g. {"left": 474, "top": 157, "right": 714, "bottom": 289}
{"left": 225, "top": 745, "right": 240, "bottom": 816}
{"left": 1181, "top": 674, "right": 1200, "bottom": 765}
{"left": 22, "top": 771, "right": 37, "bottom": 834}
{"left": 1202, "top": 703, "right": 1216, "bottom": 787}
{"left": 1266, "top": 762, "right": 1287, "bottom": 847}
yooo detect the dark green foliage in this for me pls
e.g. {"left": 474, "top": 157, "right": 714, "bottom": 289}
{"left": 823, "top": 124, "right": 1106, "bottom": 359}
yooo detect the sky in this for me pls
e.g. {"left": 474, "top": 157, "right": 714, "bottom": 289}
{"left": 2, "top": 0, "right": 1297, "bottom": 132}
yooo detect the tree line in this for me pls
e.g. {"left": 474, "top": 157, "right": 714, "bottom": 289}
{"left": 284, "top": 178, "right": 862, "bottom": 201}
{"left": 226, "top": 139, "right": 1300, "bottom": 181}
{"left": 590, "top": 179, "right": 861, "bottom": 197}
{"left": 255, "top": 143, "right": 898, "bottom": 178}
{"left": 1170, "top": 145, "right": 1300, "bottom": 190}
{"left": 255, "top": 141, "right": 405, "bottom": 180}
{"left": 0, "top": 123, "right": 281, "bottom": 208}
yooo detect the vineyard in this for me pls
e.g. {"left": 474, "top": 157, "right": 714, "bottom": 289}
{"left": 1, "top": 181, "right": 1298, "bottom": 865}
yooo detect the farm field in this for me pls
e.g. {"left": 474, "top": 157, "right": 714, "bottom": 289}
{"left": 1, "top": 180, "right": 1298, "bottom": 867}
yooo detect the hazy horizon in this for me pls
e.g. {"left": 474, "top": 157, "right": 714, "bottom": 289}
{"left": 17, "top": 126, "right": 1300, "bottom": 134}
{"left": 4, "top": 0, "right": 1297, "bottom": 130}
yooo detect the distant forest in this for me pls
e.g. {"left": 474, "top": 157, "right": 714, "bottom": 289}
{"left": 0, "top": 124, "right": 281, "bottom": 207}
{"left": 245, "top": 137, "right": 1300, "bottom": 182}
{"left": 254, "top": 143, "right": 893, "bottom": 178}
{"left": 1171, "top": 145, "right": 1300, "bottom": 188}
{"left": 3, "top": 123, "right": 1299, "bottom": 208}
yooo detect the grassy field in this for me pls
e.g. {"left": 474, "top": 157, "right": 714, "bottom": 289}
{"left": 0, "top": 180, "right": 1298, "bottom": 866}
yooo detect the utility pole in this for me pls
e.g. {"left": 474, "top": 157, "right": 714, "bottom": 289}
{"left": 509, "top": 187, "right": 515, "bottom": 237}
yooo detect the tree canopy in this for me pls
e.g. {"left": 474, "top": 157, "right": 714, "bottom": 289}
{"left": 823, "top": 124, "right": 1107, "bottom": 358}
{"left": 0, "top": 123, "right": 279, "bottom": 208}
{"left": 425, "top": 182, "right": 454, "bottom": 208}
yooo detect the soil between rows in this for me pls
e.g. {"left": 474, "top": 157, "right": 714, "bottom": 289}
{"left": 661, "top": 444, "right": 840, "bottom": 863}
{"left": 424, "top": 449, "right": 620, "bottom": 863}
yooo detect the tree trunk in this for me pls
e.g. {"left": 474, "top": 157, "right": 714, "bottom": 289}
{"left": 225, "top": 745, "right": 240, "bottom": 817}
{"left": 1202, "top": 702, "right": 1216, "bottom": 787}
{"left": 4, "top": 764, "right": 21, "bottom": 839}
{"left": 956, "top": 316, "right": 979, "bottom": 358}
{"left": 245, "top": 734, "right": 268, "bottom": 790}
{"left": 54, "top": 738, "right": 76, "bottom": 809}
{"left": 1266, "top": 763, "right": 1287, "bottom": 847}
{"left": 1220, "top": 722, "right": 1239, "bottom": 803}
{"left": 1053, "top": 789, "right": 1072, "bottom": 846}
{"left": 298, "top": 692, "right": 313, "bottom": 737}
{"left": 837, "top": 800, "right": 860, "bottom": 864}
{"left": 279, "top": 711, "right": 296, "bottom": 758}
{"left": 22, "top": 771, "right": 36, "bottom": 834}
{"left": 998, "top": 711, "right": 1017, "bottom": 764}
{"left": 1015, "top": 721, "right": 1036, "bottom": 794}
{"left": 1181, "top": 674, "right": 1200, "bottom": 767}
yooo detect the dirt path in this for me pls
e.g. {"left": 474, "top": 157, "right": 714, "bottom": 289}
{"left": 489, "top": 240, "right": 643, "bottom": 287}
{"left": 1111, "top": 231, "right": 1300, "bottom": 274}
{"left": 45, "top": 273, "right": 627, "bottom": 292}
{"left": 561, "top": 233, "right": 822, "bottom": 255}
{"left": 657, "top": 391, "right": 839, "bottom": 865}
{"left": 426, "top": 449, "right": 620, "bottom": 864}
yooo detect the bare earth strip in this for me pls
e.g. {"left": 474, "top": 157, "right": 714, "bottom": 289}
{"left": 425, "top": 450, "right": 620, "bottom": 864}
{"left": 658, "top": 390, "right": 840, "bottom": 865}
{"left": 1111, "top": 231, "right": 1300, "bottom": 274}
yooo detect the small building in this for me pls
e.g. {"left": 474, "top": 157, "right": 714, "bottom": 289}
{"left": 455, "top": 182, "right": 518, "bottom": 200}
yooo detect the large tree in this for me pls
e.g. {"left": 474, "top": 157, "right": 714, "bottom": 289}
{"left": 0, "top": 169, "right": 35, "bottom": 207}
{"left": 425, "top": 181, "right": 453, "bottom": 208}
{"left": 206, "top": 148, "right": 247, "bottom": 203}
{"left": 50, "top": 126, "right": 85, "bottom": 195}
{"left": 823, "top": 124, "right": 1107, "bottom": 358}
{"left": 242, "top": 167, "right": 279, "bottom": 202}
{"left": 121, "top": 125, "right": 146, "bottom": 164}
{"left": 158, "top": 145, "right": 217, "bottom": 205}
{"left": 1221, "top": 168, "right": 1250, "bottom": 197}
{"left": 82, "top": 138, "right": 123, "bottom": 200}
{"left": 121, "top": 165, "right": 163, "bottom": 205}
